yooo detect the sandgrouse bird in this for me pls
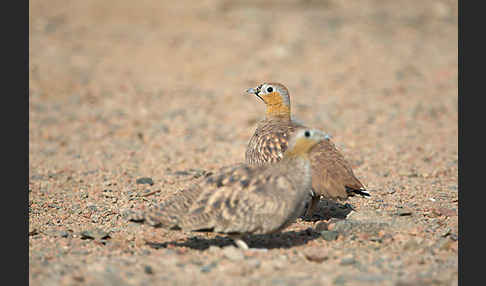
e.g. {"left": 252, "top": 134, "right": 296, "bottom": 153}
{"left": 138, "top": 128, "right": 329, "bottom": 249}
{"left": 245, "top": 82, "right": 369, "bottom": 217}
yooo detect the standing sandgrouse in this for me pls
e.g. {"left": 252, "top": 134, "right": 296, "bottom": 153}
{"left": 137, "top": 128, "right": 329, "bottom": 249}
{"left": 245, "top": 82, "right": 369, "bottom": 217}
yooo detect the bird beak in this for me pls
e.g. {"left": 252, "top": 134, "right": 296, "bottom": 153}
{"left": 246, "top": 87, "right": 257, "bottom": 95}
{"left": 246, "top": 86, "right": 264, "bottom": 102}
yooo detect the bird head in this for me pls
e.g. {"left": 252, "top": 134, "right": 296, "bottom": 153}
{"left": 246, "top": 82, "right": 291, "bottom": 119}
{"left": 284, "top": 128, "right": 331, "bottom": 159}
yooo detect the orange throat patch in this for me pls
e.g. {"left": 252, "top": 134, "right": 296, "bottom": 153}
{"left": 264, "top": 92, "right": 291, "bottom": 118}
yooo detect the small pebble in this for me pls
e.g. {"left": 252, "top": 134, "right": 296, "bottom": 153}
{"left": 303, "top": 248, "right": 329, "bottom": 263}
{"left": 369, "top": 237, "right": 383, "bottom": 243}
{"left": 433, "top": 207, "right": 456, "bottom": 217}
{"left": 104, "top": 181, "right": 114, "bottom": 187}
{"left": 396, "top": 209, "right": 413, "bottom": 216}
{"left": 320, "top": 230, "right": 339, "bottom": 241}
{"left": 59, "top": 231, "right": 69, "bottom": 238}
{"left": 200, "top": 262, "right": 218, "bottom": 273}
{"left": 441, "top": 228, "right": 451, "bottom": 237}
{"left": 315, "top": 221, "right": 328, "bottom": 232}
{"left": 340, "top": 257, "right": 357, "bottom": 265}
{"left": 144, "top": 265, "right": 154, "bottom": 274}
{"left": 222, "top": 246, "right": 244, "bottom": 261}
{"left": 136, "top": 177, "right": 154, "bottom": 185}
{"left": 80, "top": 228, "right": 110, "bottom": 240}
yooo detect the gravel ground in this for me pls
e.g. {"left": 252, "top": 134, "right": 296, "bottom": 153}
{"left": 29, "top": 0, "right": 458, "bottom": 285}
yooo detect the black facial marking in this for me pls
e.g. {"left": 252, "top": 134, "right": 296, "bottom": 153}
{"left": 256, "top": 84, "right": 263, "bottom": 95}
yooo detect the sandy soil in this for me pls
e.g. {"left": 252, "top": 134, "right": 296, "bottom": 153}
{"left": 29, "top": 0, "right": 458, "bottom": 285}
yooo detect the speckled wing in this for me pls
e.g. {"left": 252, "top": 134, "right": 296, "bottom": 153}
{"left": 245, "top": 119, "right": 366, "bottom": 200}
{"left": 144, "top": 163, "right": 245, "bottom": 227}
{"left": 245, "top": 120, "right": 303, "bottom": 167}
{"left": 144, "top": 184, "right": 202, "bottom": 228}
{"left": 180, "top": 165, "right": 310, "bottom": 235}
{"left": 147, "top": 164, "right": 309, "bottom": 235}
{"left": 309, "top": 139, "right": 366, "bottom": 200}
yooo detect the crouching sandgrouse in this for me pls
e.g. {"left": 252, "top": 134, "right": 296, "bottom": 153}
{"left": 245, "top": 82, "right": 369, "bottom": 217}
{"left": 138, "top": 128, "right": 330, "bottom": 249}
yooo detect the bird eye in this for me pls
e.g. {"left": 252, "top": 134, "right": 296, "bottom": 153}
{"left": 304, "top": 131, "right": 311, "bottom": 137}
{"left": 266, "top": 87, "right": 273, "bottom": 93}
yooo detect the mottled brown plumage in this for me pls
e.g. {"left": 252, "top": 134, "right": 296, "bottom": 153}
{"left": 141, "top": 129, "right": 329, "bottom": 249}
{"left": 245, "top": 82, "right": 369, "bottom": 216}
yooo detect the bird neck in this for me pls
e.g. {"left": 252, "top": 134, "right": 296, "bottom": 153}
{"left": 265, "top": 103, "right": 291, "bottom": 120}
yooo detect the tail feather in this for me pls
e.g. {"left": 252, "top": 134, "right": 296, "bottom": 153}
{"left": 125, "top": 186, "right": 202, "bottom": 229}
{"left": 144, "top": 208, "right": 182, "bottom": 228}
{"left": 123, "top": 208, "right": 181, "bottom": 228}
{"left": 346, "top": 187, "right": 370, "bottom": 197}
